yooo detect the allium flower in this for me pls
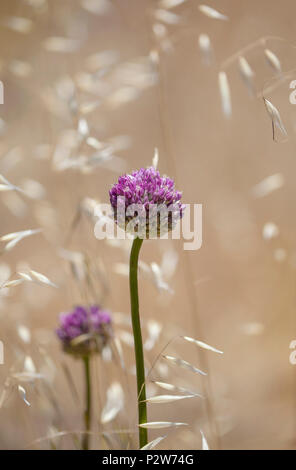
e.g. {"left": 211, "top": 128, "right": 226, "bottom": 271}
{"left": 109, "top": 167, "right": 184, "bottom": 447}
{"left": 56, "top": 305, "right": 112, "bottom": 356}
{"left": 109, "top": 167, "right": 184, "bottom": 238}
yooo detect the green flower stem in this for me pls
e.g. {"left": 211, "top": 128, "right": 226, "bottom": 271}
{"left": 82, "top": 355, "right": 91, "bottom": 450}
{"left": 129, "top": 237, "right": 148, "bottom": 448}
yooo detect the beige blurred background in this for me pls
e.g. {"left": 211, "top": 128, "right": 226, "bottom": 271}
{"left": 0, "top": 0, "right": 296, "bottom": 450}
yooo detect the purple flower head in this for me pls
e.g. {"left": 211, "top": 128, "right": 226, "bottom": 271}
{"left": 109, "top": 167, "right": 184, "bottom": 238}
{"left": 56, "top": 305, "right": 112, "bottom": 356}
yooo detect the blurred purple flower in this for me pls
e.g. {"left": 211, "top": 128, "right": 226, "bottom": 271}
{"left": 56, "top": 305, "right": 112, "bottom": 356}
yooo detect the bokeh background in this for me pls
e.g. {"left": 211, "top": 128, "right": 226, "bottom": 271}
{"left": 0, "top": 0, "right": 296, "bottom": 450}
